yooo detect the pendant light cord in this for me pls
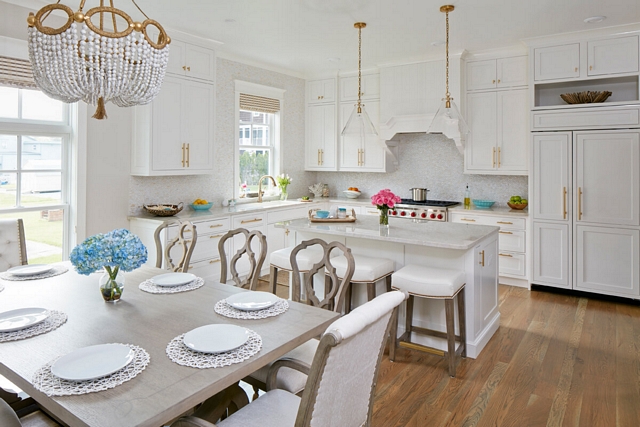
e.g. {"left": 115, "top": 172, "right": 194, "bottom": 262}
{"left": 445, "top": 8, "right": 450, "bottom": 103}
{"left": 357, "top": 23, "right": 362, "bottom": 113}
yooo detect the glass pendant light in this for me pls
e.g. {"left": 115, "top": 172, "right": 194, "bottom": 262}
{"left": 341, "top": 22, "right": 377, "bottom": 136}
{"left": 427, "top": 5, "right": 469, "bottom": 139}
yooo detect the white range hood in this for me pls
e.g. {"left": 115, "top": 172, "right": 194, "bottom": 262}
{"left": 378, "top": 112, "right": 465, "bottom": 155}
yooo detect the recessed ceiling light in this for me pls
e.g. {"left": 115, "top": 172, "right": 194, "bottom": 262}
{"left": 584, "top": 16, "right": 606, "bottom": 23}
{"left": 327, "top": 57, "right": 341, "bottom": 63}
{"left": 431, "top": 41, "right": 445, "bottom": 46}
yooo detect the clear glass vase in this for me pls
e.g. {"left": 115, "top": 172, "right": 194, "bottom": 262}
{"left": 379, "top": 207, "right": 389, "bottom": 229}
{"left": 280, "top": 185, "right": 288, "bottom": 201}
{"left": 99, "top": 266, "right": 124, "bottom": 302}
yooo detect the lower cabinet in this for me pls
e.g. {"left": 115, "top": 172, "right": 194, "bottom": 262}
{"left": 532, "top": 221, "right": 571, "bottom": 288}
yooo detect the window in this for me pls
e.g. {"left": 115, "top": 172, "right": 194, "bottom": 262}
{"left": 0, "top": 85, "right": 72, "bottom": 264}
{"left": 235, "top": 81, "right": 285, "bottom": 199}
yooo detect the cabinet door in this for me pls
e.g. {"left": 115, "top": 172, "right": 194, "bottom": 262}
{"left": 166, "top": 40, "right": 187, "bottom": 76}
{"left": 465, "top": 92, "right": 497, "bottom": 171}
{"left": 534, "top": 43, "right": 580, "bottom": 81}
{"left": 340, "top": 74, "right": 380, "bottom": 101}
{"left": 267, "top": 223, "right": 288, "bottom": 266}
{"left": 496, "top": 56, "right": 527, "bottom": 88}
{"left": 575, "top": 225, "right": 639, "bottom": 297}
{"left": 575, "top": 131, "right": 640, "bottom": 226}
{"left": 340, "top": 101, "right": 384, "bottom": 171}
{"left": 532, "top": 221, "right": 571, "bottom": 288}
{"left": 307, "top": 79, "right": 336, "bottom": 103}
{"left": 476, "top": 237, "right": 499, "bottom": 327}
{"left": 466, "top": 59, "right": 496, "bottom": 91}
{"left": 588, "top": 35, "right": 639, "bottom": 76}
{"left": 532, "top": 133, "right": 571, "bottom": 221}
{"left": 182, "top": 81, "right": 214, "bottom": 172}
{"left": 152, "top": 77, "right": 184, "bottom": 171}
{"left": 185, "top": 44, "right": 216, "bottom": 81}
{"left": 339, "top": 102, "right": 361, "bottom": 169}
{"left": 497, "top": 89, "right": 528, "bottom": 172}
{"left": 361, "top": 101, "right": 385, "bottom": 170}
{"left": 305, "top": 104, "right": 336, "bottom": 170}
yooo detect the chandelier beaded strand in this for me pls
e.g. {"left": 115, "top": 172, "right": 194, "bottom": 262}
{"left": 27, "top": 0, "right": 170, "bottom": 119}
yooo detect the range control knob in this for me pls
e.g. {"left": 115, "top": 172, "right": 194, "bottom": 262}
{"left": 410, "top": 211, "right": 416, "bottom": 217}
{"left": 400, "top": 211, "right": 406, "bottom": 216}
{"left": 430, "top": 213, "right": 436, "bottom": 219}
{"left": 420, "top": 212, "right": 427, "bottom": 218}
{"left": 437, "top": 214, "right": 443, "bottom": 220}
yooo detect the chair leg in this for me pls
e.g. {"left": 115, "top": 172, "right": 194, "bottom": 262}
{"left": 344, "top": 282, "right": 353, "bottom": 314}
{"left": 404, "top": 295, "right": 414, "bottom": 340}
{"left": 444, "top": 298, "right": 457, "bottom": 377}
{"left": 269, "top": 265, "right": 278, "bottom": 295}
{"left": 389, "top": 304, "right": 399, "bottom": 362}
{"left": 385, "top": 275, "right": 392, "bottom": 292}
{"left": 457, "top": 287, "right": 467, "bottom": 358}
{"left": 366, "top": 282, "right": 376, "bottom": 302}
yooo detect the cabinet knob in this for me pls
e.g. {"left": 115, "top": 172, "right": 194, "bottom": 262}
{"left": 575, "top": 67, "right": 578, "bottom": 72}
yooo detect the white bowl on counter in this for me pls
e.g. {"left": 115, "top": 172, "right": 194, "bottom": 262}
{"left": 343, "top": 190, "right": 361, "bottom": 199}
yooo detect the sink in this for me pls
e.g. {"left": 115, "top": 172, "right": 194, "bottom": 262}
{"left": 234, "top": 200, "right": 304, "bottom": 212}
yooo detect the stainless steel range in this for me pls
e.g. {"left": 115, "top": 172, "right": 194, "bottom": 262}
{"left": 390, "top": 199, "right": 460, "bottom": 222}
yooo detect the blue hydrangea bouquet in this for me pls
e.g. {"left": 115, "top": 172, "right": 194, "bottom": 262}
{"left": 70, "top": 229, "right": 147, "bottom": 302}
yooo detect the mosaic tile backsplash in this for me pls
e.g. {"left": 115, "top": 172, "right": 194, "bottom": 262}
{"left": 316, "top": 133, "right": 528, "bottom": 208}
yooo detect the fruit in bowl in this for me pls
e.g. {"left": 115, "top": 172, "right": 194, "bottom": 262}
{"left": 343, "top": 188, "right": 361, "bottom": 199}
{"left": 348, "top": 187, "right": 359, "bottom": 192}
{"left": 507, "top": 195, "right": 528, "bottom": 210}
{"left": 191, "top": 199, "right": 213, "bottom": 210}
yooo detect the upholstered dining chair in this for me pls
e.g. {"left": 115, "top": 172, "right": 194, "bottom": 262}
{"left": 170, "top": 290, "right": 407, "bottom": 427}
{"left": 218, "top": 228, "right": 267, "bottom": 290}
{"left": 0, "top": 218, "right": 27, "bottom": 272}
{"left": 0, "top": 397, "right": 61, "bottom": 427}
{"left": 244, "top": 238, "right": 355, "bottom": 397}
{"left": 154, "top": 220, "right": 198, "bottom": 273}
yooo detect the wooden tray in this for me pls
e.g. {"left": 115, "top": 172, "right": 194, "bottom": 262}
{"left": 308, "top": 209, "right": 357, "bottom": 223}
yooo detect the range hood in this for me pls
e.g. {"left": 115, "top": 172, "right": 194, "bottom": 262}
{"left": 378, "top": 113, "right": 466, "bottom": 155}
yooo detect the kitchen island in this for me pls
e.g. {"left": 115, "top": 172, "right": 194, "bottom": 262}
{"left": 277, "top": 215, "right": 500, "bottom": 358}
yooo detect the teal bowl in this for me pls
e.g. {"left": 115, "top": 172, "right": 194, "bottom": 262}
{"left": 190, "top": 202, "right": 213, "bottom": 211}
{"left": 472, "top": 200, "right": 495, "bottom": 209}
{"left": 315, "top": 210, "right": 330, "bottom": 218}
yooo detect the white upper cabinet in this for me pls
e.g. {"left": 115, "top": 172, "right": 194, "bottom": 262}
{"left": 166, "top": 40, "right": 216, "bottom": 82}
{"left": 340, "top": 74, "right": 380, "bottom": 102}
{"left": 534, "top": 43, "right": 580, "bottom": 81}
{"left": 466, "top": 56, "right": 527, "bottom": 91}
{"left": 587, "top": 35, "right": 639, "bottom": 76}
{"left": 307, "top": 78, "right": 336, "bottom": 104}
{"left": 532, "top": 132, "right": 572, "bottom": 221}
{"left": 339, "top": 100, "right": 386, "bottom": 172}
{"left": 305, "top": 103, "right": 337, "bottom": 170}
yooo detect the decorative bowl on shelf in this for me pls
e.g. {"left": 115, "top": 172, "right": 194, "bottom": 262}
{"left": 315, "top": 210, "right": 330, "bottom": 218}
{"left": 143, "top": 203, "right": 183, "bottom": 217}
{"left": 343, "top": 190, "right": 361, "bottom": 199}
{"left": 190, "top": 202, "right": 213, "bottom": 211}
{"left": 507, "top": 202, "right": 528, "bottom": 210}
{"left": 472, "top": 200, "right": 495, "bottom": 209}
{"left": 560, "top": 90, "right": 612, "bottom": 104}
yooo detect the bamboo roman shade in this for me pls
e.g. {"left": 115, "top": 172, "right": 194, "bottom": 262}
{"left": 0, "top": 56, "right": 37, "bottom": 90}
{"left": 239, "top": 93, "right": 280, "bottom": 114}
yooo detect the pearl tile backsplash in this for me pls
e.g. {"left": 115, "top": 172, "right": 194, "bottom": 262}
{"left": 316, "top": 133, "right": 528, "bottom": 207}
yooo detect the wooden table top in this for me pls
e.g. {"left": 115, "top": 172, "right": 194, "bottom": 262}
{"left": 0, "top": 264, "right": 338, "bottom": 427}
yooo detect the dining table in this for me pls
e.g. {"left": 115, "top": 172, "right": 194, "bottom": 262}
{"left": 0, "top": 263, "right": 339, "bottom": 427}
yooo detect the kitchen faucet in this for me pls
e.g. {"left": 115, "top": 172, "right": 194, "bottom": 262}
{"left": 257, "top": 175, "right": 277, "bottom": 202}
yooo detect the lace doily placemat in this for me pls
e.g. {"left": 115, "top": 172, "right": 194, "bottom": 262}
{"left": 0, "top": 265, "right": 69, "bottom": 281}
{"left": 139, "top": 277, "right": 205, "bottom": 294}
{"left": 32, "top": 344, "right": 150, "bottom": 397}
{"left": 214, "top": 299, "right": 289, "bottom": 320}
{"left": 166, "top": 329, "right": 262, "bottom": 369}
{"left": 0, "top": 310, "right": 67, "bottom": 343}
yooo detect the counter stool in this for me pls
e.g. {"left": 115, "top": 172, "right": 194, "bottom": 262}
{"left": 330, "top": 254, "right": 394, "bottom": 313}
{"left": 268, "top": 246, "right": 337, "bottom": 295}
{"left": 389, "top": 265, "right": 466, "bottom": 377}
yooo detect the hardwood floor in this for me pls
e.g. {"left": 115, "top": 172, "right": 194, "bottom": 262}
{"left": 257, "top": 277, "right": 640, "bottom": 426}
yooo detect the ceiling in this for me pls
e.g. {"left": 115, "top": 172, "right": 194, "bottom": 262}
{"left": 9, "top": 0, "right": 640, "bottom": 78}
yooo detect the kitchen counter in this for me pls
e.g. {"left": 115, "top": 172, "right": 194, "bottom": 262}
{"left": 450, "top": 205, "right": 529, "bottom": 216}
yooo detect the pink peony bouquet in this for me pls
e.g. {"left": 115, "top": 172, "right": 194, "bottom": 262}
{"left": 371, "top": 189, "right": 401, "bottom": 210}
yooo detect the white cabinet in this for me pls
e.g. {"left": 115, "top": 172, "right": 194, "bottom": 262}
{"left": 532, "top": 133, "right": 571, "bottom": 221}
{"left": 466, "top": 56, "right": 527, "bottom": 91}
{"left": 587, "top": 36, "right": 639, "bottom": 77}
{"left": 532, "top": 221, "right": 571, "bottom": 288}
{"left": 340, "top": 74, "right": 380, "bottom": 102}
{"left": 534, "top": 43, "right": 580, "bottom": 81}
{"left": 339, "top": 100, "right": 386, "bottom": 172}
{"left": 166, "top": 40, "right": 216, "bottom": 81}
{"left": 307, "top": 78, "right": 336, "bottom": 104}
{"left": 266, "top": 206, "right": 310, "bottom": 265}
{"left": 305, "top": 104, "right": 337, "bottom": 171}
{"left": 131, "top": 76, "right": 215, "bottom": 176}
{"left": 465, "top": 88, "right": 528, "bottom": 174}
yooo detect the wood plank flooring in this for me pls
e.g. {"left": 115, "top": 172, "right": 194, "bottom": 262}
{"left": 257, "top": 276, "right": 640, "bottom": 426}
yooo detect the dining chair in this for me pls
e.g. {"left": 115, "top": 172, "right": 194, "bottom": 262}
{"left": 0, "top": 218, "right": 27, "bottom": 272}
{"left": 218, "top": 228, "right": 267, "bottom": 290}
{"left": 244, "top": 238, "right": 355, "bottom": 397}
{"left": 0, "top": 397, "right": 61, "bottom": 426}
{"left": 170, "top": 290, "right": 407, "bottom": 427}
{"left": 154, "top": 220, "right": 198, "bottom": 273}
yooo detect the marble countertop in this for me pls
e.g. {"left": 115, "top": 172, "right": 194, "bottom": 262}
{"left": 449, "top": 205, "right": 529, "bottom": 216}
{"left": 278, "top": 215, "right": 499, "bottom": 250}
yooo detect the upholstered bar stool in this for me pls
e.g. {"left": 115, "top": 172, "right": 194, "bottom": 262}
{"left": 268, "top": 246, "right": 337, "bottom": 296}
{"left": 330, "top": 254, "right": 394, "bottom": 313}
{"left": 389, "top": 265, "right": 466, "bottom": 377}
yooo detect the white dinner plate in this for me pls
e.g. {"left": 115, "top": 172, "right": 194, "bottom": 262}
{"left": 183, "top": 324, "right": 250, "bottom": 354}
{"left": 0, "top": 308, "right": 49, "bottom": 333}
{"left": 151, "top": 272, "right": 196, "bottom": 287}
{"left": 226, "top": 291, "right": 280, "bottom": 312}
{"left": 51, "top": 344, "right": 135, "bottom": 381}
{"left": 7, "top": 264, "right": 53, "bottom": 277}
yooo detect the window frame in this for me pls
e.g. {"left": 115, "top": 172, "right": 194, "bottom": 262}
{"left": 234, "top": 80, "right": 285, "bottom": 200}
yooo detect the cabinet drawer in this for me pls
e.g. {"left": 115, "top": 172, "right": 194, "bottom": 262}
{"left": 187, "top": 258, "right": 223, "bottom": 281}
{"left": 532, "top": 106, "right": 640, "bottom": 131}
{"left": 190, "top": 232, "right": 229, "bottom": 262}
{"left": 498, "top": 252, "right": 525, "bottom": 277}
{"left": 361, "top": 207, "right": 381, "bottom": 216}
{"left": 268, "top": 207, "right": 310, "bottom": 223}
{"left": 168, "top": 217, "right": 229, "bottom": 240}
{"left": 233, "top": 213, "right": 266, "bottom": 229}
{"left": 451, "top": 213, "right": 484, "bottom": 224}
{"left": 498, "top": 230, "right": 525, "bottom": 253}
{"left": 451, "top": 212, "right": 526, "bottom": 230}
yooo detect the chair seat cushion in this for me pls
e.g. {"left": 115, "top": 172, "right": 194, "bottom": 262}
{"left": 249, "top": 338, "right": 318, "bottom": 395}
{"left": 331, "top": 255, "right": 394, "bottom": 282}
{"left": 270, "top": 247, "right": 336, "bottom": 271}
{"left": 392, "top": 265, "right": 465, "bottom": 297}
{"left": 218, "top": 389, "right": 300, "bottom": 427}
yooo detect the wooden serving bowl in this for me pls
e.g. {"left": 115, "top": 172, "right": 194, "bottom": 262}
{"left": 507, "top": 202, "right": 528, "bottom": 210}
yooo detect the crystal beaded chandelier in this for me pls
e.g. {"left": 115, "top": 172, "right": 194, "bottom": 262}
{"left": 27, "top": 0, "right": 170, "bottom": 119}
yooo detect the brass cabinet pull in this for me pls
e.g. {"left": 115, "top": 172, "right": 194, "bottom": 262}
{"left": 209, "top": 224, "right": 223, "bottom": 228}
{"left": 181, "top": 143, "right": 185, "bottom": 167}
{"left": 210, "top": 259, "right": 221, "bottom": 264}
{"left": 563, "top": 187, "right": 567, "bottom": 219}
{"left": 479, "top": 250, "right": 485, "bottom": 266}
{"left": 187, "top": 66, "right": 191, "bottom": 71}
{"left": 492, "top": 79, "right": 496, "bottom": 84}
{"left": 182, "top": 65, "right": 187, "bottom": 71}
{"left": 318, "top": 149, "right": 321, "bottom": 165}
{"left": 574, "top": 67, "right": 578, "bottom": 72}
{"left": 499, "top": 253, "right": 513, "bottom": 257}
{"left": 497, "top": 79, "right": 501, "bottom": 83}
{"left": 209, "top": 234, "right": 224, "bottom": 239}
{"left": 241, "top": 218, "right": 263, "bottom": 224}
{"left": 189, "top": 264, "right": 194, "bottom": 268}
{"left": 497, "top": 147, "right": 501, "bottom": 168}
{"left": 461, "top": 218, "right": 476, "bottom": 222}
{"left": 285, "top": 228, "right": 290, "bottom": 236}
{"left": 589, "top": 65, "right": 593, "bottom": 71}
{"left": 492, "top": 147, "right": 496, "bottom": 168}
{"left": 578, "top": 187, "right": 583, "bottom": 220}
{"left": 320, "top": 149, "right": 324, "bottom": 165}
{"left": 497, "top": 221, "right": 513, "bottom": 224}
{"left": 499, "top": 231, "right": 513, "bottom": 235}
{"left": 186, "top": 143, "right": 190, "bottom": 167}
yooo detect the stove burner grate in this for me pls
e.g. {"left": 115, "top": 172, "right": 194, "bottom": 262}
{"left": 398, "top": 199, "right": 460, "bottom": 207}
